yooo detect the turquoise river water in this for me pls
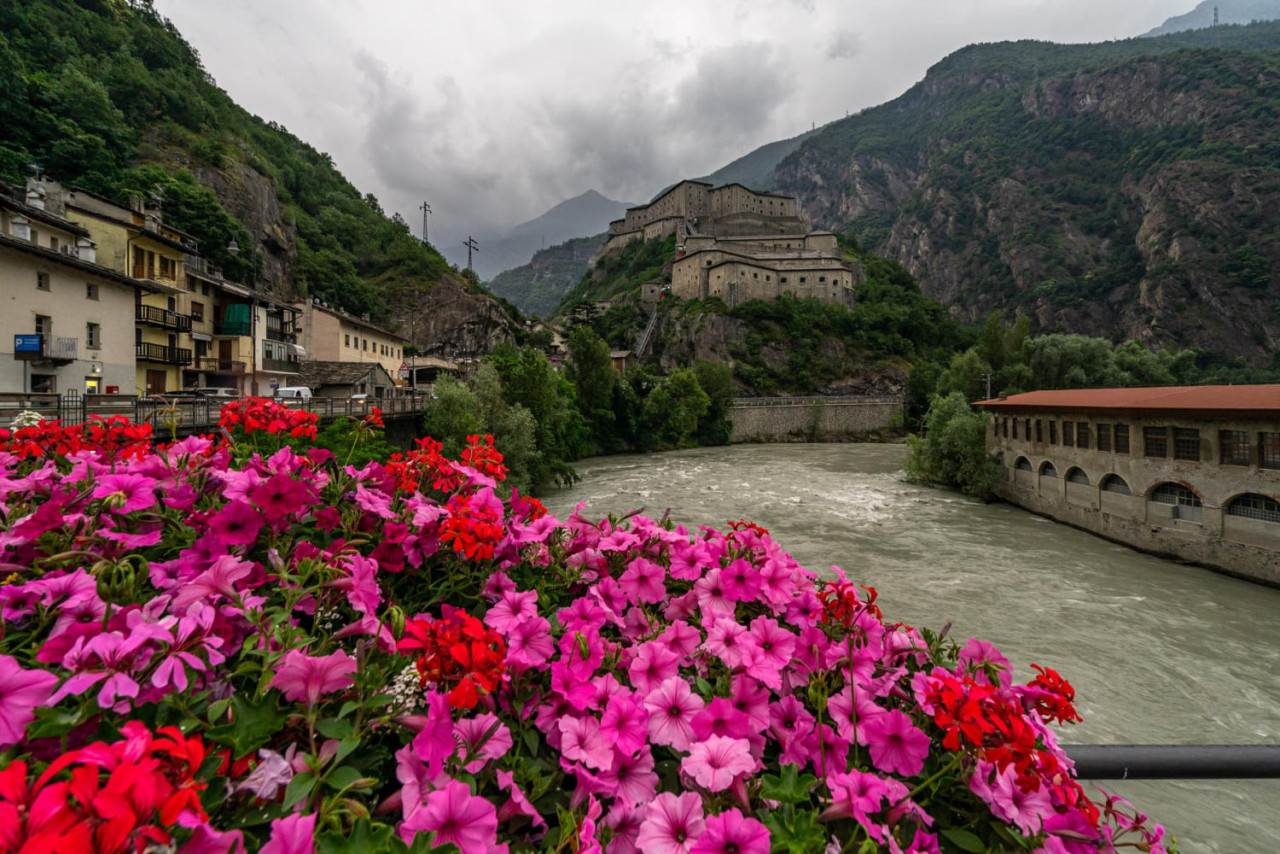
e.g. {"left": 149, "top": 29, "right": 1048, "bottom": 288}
{"left": 543, "top": 444, "right": 1280, "bottom": 854}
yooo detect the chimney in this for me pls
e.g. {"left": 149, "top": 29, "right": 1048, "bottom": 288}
{"left": 25, "top": 188, "right": 45, "bottom": 210}
{"left": 10, "top": 215, "right": 30, "bottom": 242}
{"left": 76, "top": 237, "right": 96, "bottom": 264}
{"left": 128, "top": 194, "right": 143, "bottom": 213}
{"left": 998, "top": 392, "right": 1008, "bottom": 400}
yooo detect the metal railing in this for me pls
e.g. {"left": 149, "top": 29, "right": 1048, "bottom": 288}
{"left": 260, "top": 357, "right": 299, "bottom": 373}
{"left": 214, "top": 321, "right": 251, "bottom": 337}
{"left": 43, "top": 337, "right": 78, "bottom": 361}
{"left": 731, "top": 395, "right": 904, "bottom": 407}
{"left": 1063, "top": 744, "right": 1280, "bottom": 779}
{"left": 634, "top": 306, "right": 659, "bottom": 357}
{"left": 132, "top": 393, "right": 428, "bottom": 433}
{"left": 135, "top": 304, "right": 193, "bottom": 331}
{"left": 136, "top": 343, "right": 193, "bottom": 366}
{"left": 193, "top": 357, "right": 246, "bottom": 373}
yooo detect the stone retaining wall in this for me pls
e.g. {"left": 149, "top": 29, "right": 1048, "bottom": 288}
{"left": 728, "top": 396, "right": 903, "bottom": 443}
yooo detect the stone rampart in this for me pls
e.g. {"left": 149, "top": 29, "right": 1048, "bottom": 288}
{"left": 728, "top": 396, "right": 903, "bottom": 442}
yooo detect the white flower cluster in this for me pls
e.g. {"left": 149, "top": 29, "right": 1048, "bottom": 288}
{"left": 9, "top": 410, "right": 44, "bottom": 429}
{"left": 389, "top": 665, "right": 426, "bottom": 710}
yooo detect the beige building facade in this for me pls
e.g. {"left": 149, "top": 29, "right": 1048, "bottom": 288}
{"left": 671, "top": 232, "right": 858, "bottom": 307}
{"left": 604, "top": 180, "right": 802, "bottom": 254}
{"left": 297, "top": 299, "right": 409, "bottom": 385}
{"left": 0, "top": 184, "right": 158, "bottom": 396}
{"left": 980, "top": 386, "right": 1280, "bottom": 586}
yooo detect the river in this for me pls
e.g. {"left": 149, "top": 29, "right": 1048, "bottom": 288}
{"left": 543, "top": 444, "right": 1280, "bottom": 854}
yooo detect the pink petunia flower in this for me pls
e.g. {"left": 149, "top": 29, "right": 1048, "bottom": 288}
{"left": 644, "top": 677, "right": 705, "bottom": 752}
{"left": 206, "top": 500, "right": 265, "bottom": 546}
{"left": 628, "top": 641, "right": 681, "bottom": 696}
{"left": 484, "top": 589, "right": 539, "bottom": 634}
{"left": 682, "top": 735, "right": 756, "bottom": 792}
{"left": 728, "top": 676, "right": 771, "bottom": 732}
{"left": 400, "top": 778, "right": 500, "bottom": 854}
{"left": 92, "top": 472, "right": 157, "bottom": 514}
{"left": 619, "top": 557, "right": 666, "bottom": 604}
{"left": 703, "top": 618, "right": 749, "bottom": 669}
{"left": 0, "top": 654, "right": 58, "bottom": 747}
{"left": 824, "top": 768, "right": 889, "bottom": 826}
{"left": 496, "top": 768, "right": 547, "bottom": 829}
{"left": 689, "top": 808, "right": 769, "bottom": 854}
{"left": 959, "top": 637, "right": 1012, "bottom": 689}
{"left": 741, "top": 617, "right": 796, "bottom": 690}
{"left": 170, "top": 555, "right": 254, "bottom": 610}
{"left": 602, "top": 746, "right": 659, "bottom": 806}
{"left": 454, "top": 712, "right": 513, "bottom": 773}
{"left": 606, "top": 800, "right": 646, "bottom": 854}
{"left": 636, "top": 791, "right": 705, "bottom": 853}
{"left": 692, "top": 570, "right": 735, "bottom": 622}
{"left": 260, "top": 812, "right": 316, "bottom": 854}
{"left": 600, "top": 691, "right": 650, "bottom": 756}
{"left": 505, "top": 615, "right": 555, "bottom": 672}
{"left": 974, "top": 762, "right": 1055, "bottom": 836}
{"left": 658, "top": 620, "right": 701, "bottom": 660}
{"left": 863, "top": 708, "right": 931, "bottom": 777}
{"left": 720, "top": 558, "right": 763, "bottom": 603}
{"left": 249, "top": 472, "right": 316, "bottom": 522}
{"left": 690, "top": 698, "right": 751, "bottom": 742}
{"left": 560, "top": 715, "right": 614, "bottom": 771}
{"left": 269, "top": 649, "right": 357, "bottom": 708}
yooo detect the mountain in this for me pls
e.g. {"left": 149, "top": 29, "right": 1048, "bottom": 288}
{"left": 1143, "top": 0, "right": 1280, "bottom": 36}
{"left": 693, "top": 128, "right": 820, "bottom": 191}
{"left": 0, "top": 0, "right": 516, "bottom": 353}
{"left": 446, "top": 190, "right": 632, "bottom": 281}
{"left": 487, "top": 234, "right": 605, "bottom": 318}
{"left": 770, "top": 22, "right": 1280, "bottom": 364}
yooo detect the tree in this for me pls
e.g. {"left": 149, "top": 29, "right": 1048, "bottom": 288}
{"left": 693, "top": 361, "right": 736, "bottom": 446}
{"left": 904, "top": 392, "right": 1002, "bottom": 499}
{"left": 643, "top": 368, "right": 710, "bottom": 449}
{"left": 566, "top": 327, "right": 619, "bottom": 451}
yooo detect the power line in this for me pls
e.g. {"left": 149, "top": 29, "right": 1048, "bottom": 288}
{"left": 418, "top": 201, "right": 431, "bottom": 244}
{"left": 463, "top": 236, "right": 480, "bottom": 273}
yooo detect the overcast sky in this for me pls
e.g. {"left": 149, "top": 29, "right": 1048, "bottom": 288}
{"left": 154, "top": 0, "right": 1195, "bottom": 255}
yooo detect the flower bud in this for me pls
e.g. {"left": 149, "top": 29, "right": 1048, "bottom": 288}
{"left": 386, "top": 605, "right": 407, "bottom": 640}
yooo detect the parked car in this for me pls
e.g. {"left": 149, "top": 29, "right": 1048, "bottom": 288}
{"left": 195, "top": 387, "right": 241, "bottom": 400}
{"left": 275, "top": 387, "right": 313, "bottom": 406}
{"left": 348, "top": 393, "right": 370, "bottom": 411}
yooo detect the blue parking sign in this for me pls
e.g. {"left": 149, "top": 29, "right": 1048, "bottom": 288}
{"left": 14, "top": 334, "right": 41, "bottom": 354}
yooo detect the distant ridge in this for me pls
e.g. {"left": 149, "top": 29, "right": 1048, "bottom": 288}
{"left": 1143, "top": 0, "right": 1280, "bottom": 36}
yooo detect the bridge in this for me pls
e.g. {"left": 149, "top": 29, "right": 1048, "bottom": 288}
{"left": 0, "top": 392, "right": 427, "bottom": 444}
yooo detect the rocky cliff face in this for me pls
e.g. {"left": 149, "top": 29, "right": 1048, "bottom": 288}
{"left": 400, "top": 276, "right": 517, "bottom": 358}
{"left": 774, "top": 26, "right": 1280, "bottom": 364}
{"left": 191, "top": 160, "right": 298, "bottom": 295}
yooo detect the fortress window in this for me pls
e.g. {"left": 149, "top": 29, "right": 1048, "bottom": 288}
{"left": 1024, "top": 418, "right": 1030, "bottom": 440}
{"left": 1012, "top": 419, "right": 1018, "bottom": 440}
{"left": 799, "top": 276, "right": 807, "bottom": 283}
{"left": 1260, "top": 432, "right": 1280, "bottom": 469}
{"left": 1220, "top": 430, "right": 1250, "bottom": 465}
{"left": 1063, "top": 422, "right": 1074, "bottom": 447}
{"left": 1228, "top": 493, "right": 1280, "bottom": 523}
{"left": 1173, "top": 427, "right": 1200, "bottom": 461}
{"left": 1097, "top": 424, "right": 1112, "bottom": 452}
{"left": 1067, "top": 468, "right": 1090, "bottom": 485}
{"left": 766, "top": 275, "right": 771, "bottom": 281}
{"left": 819, "top": 276, "right": 827, "bottom": 283}
{"left": 1151, "top": 482, "right": 1201, "bottom": 509}
{"left": 1039, "top": 462, "right": 1058, "bottom": 477}
{"left": 1077, "top": 423, "right": 1091, "bottom": 450}
{"left": 345, "top": 334, "right": 350, "bottom": 347}
{"left": 1049, "top": 421, "right": 1057, "bottom": 444}
{"left": 1101, "top": 474, "right": 1131, "bottom": 495}
{"left": 780, "top": 277, "right": 788, "bottom": 283}
{"left": 1015, "top": 457, "right": 1032, "bottom": 471}
{"left": 1115, "top": 424, "right": 1130, "bottom": 454}
{"left": 1144, "top": 426, "right": 1169, "bottom": 458}
{"left": 1035, "top": 420, "right": 1043, "bottom": 443}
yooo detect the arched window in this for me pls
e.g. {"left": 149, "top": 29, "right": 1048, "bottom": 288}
{"left": 1100, "top": 474, "right": 1131, "bottom": 495}
{"left": 1227, "top": 493, "right": 1280, "bottom": 523}
{"left": 1150, "top": 483, "right": 1201, "bottom": 508}
{"left": 1014, "top": 457, "right": 1032, "bottom": 471}
{"left": 1066, "top": 468, "right": 1090, "bottom": 485}
{"left": 1039, "top": 461, "right": 1058, "bottom": 477}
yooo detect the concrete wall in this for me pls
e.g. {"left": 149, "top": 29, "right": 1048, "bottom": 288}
{"left": 990, "top": 408, "right": 1280, "bottom": 586}
{"left": 729, "top": 397, "right": 903, "bottom": 442}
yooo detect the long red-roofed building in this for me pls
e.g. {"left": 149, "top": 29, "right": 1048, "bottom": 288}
{"left": 976, "top": 385, "right": 1280, "bottom": 585}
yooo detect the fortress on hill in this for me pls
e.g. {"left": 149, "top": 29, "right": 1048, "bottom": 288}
{"left": 603, "top": 180, "right": 858, "bottom": 307}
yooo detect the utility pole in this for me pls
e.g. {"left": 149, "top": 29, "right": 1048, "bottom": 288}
{"left": 463, "top": 236, "right": 479, "bottom": 274}
{"left": 1214, "top": 4, "right": 1219, "bottom": 26}
{"left": 985, "top": 372, "right": 993, "bottom": 401}
{"left": 418, "top": 201, "right": 431, "bottom": 244}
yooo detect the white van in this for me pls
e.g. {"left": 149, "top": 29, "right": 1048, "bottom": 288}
{"left": 275, "top": 386, "right": 313, "bottom": 403}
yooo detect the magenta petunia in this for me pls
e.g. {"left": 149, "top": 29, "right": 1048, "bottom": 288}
{"left": 703, "top": 618, "right": 749, "bottom": 669}
{"left": 268, "top": 649, "right": 357, "bottom": 708}
{"left": 400, "top": 778, "right": 499, "bottom": 854}
{"left": 560, "top": 714, "right": 614, "bottom": 771}
{"left": 92, "top": 472, "right": 157, "bottom": 514}
{"left": 505, "top": 615, "right": 555, "bottom": 672}
{"left": 688, "top": 808, "right": 769, "bottom": 854}
{"left": 689, "top": 698, "right": 751, "bottom": 742}
{"left": 644, "top": 677, "right": 705, "bottom": 752}
{"left": 741, "top": 616, "right": 796, "bottom": 690}
{"left": 636, "top": 791, "right": 705, "bottom": 853}
{"left": 260, "top": 811, "right": 316, "bottom": 854}
{"left": 682, "top": 735, "right": 755, "bottom": 792}
{"left": 600, "top": 691, "right": 650, "bottom": 756}
{"left": 863, "top": 708, "right": 931, "bottom": 777}
{"left": 484, "top": 589, "right": 539, "bottom": 634}
{"left": 602, "top": 745, "right": 658, "bottom": 806}
{"left": 454, "top": 712, "right": 513, "bottom": 773}
{"left": 619, "top": 557, "right": 667, "bottom": 604}
{"left": 720, "top": 558, "right": 762, "bottom": 603}
{"left": 628, "top": 641, "right": 681, "bottom": 696}
{"left": 249, "top": 472, "right": 316, "bottom": 521}
{"left": 206, "top": 500, "right": 265, "bottom": 546}
{"left": 0, "top": 654, "right": 58, "bottom": 747}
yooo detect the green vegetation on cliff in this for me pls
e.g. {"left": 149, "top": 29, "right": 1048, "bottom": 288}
{"left": 0, "top": 0, "right": 460, "bottom": 322}
{"left": 488, "top": 234, "right": 604, "bottom": 318}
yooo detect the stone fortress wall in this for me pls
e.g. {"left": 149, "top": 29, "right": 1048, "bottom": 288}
{"left": 728, "top": 396, "right": 903, "bottom": 442}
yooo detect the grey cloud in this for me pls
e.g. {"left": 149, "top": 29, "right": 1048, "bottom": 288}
{"left": 826, "top": 30, "right": 861, "bottom": 60}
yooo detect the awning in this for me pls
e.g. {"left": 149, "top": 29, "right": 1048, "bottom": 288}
{"left": 192, "top": 332, "right": 213, "bottom": 342}
{"left": 289, "top": 344, "right": 307, "bottom": 357}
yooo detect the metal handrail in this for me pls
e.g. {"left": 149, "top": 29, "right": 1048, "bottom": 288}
{"left": 1063, "top": 744, "right": 1280, "bottom": 779}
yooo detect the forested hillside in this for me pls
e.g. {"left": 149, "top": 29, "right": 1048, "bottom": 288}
{"left": 0, "top": 0, "right": 487, "bottom": 329}
{"left": 773, "top": 22, "right": 1280, "bottom": 365}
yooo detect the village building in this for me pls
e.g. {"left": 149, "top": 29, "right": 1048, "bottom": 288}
{"left": 603, "top": 180, "right": 801, "bottom": 252}
{"left": 296, "top": 298, "right": 410, "bottom": 387}
{"left": 0, "top": 182, "right": 162, "bottom": 396}
{"left": 27, "top": 178, "right": 199, "bottom": 396}
{"left": 298, "top": 360, "right": 397, "bottom": 400}
{"left": 979, "top": 385, "right": 1280, "bottom": 585}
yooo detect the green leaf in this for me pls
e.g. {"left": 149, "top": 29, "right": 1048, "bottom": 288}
{"left": 316, "top": 717, "right": 354, "bottom": 740}
{"left": 24, "top": 707, "right": 86, "bottom": 741}
{"left": 324, "top": 765, "right": 365, "bottom": 792}
{"left": 316, "top": 818, "right": 396, "bottom": 854}
{"left": 334, "top": 735, "right": 361, "bottom": 765}
{"left": 338, "top": 701, "right": 360, "bottom": 720}
{"left": 760, "top": 764, "right": 818, "bottom": 805}
{"left": 522, "top": 728, "right": 540, "bottom": 756}
{"left": 695, "top": 676, "right": 714, "bottom": 697}
{"left": 206, "top": 694, "right": 287, "bottom": 757}
{"left": 941, "top": 828, "right": 988, "bottom": 853}
{"left": 207, "top": 698, "right": 232, "bottom": 724}
{"left": 282, "top": 771, "right": 316, "bottom": 811}
{"left": 761, "top": 809, "right": 826, "bottom": 853}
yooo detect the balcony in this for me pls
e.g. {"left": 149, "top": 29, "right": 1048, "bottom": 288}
{"left": 136, "top": 304, "right": 193, "bottom": 332}
{"left": 193, "top": 357, "right": 246, "bottom": 374}
{"left": 214, "top": 321, "right": 252, "bottom": 337}
{"left": 265, "top": 314, "right": 298, "bottom": 342}
{"left": 136, "top": 343, "right": 193, "bottom": 366}
{"left": 40, "top": 337, "right": 78, "bottom": 365}
{"left": 261, "top": 357, "right": 300, "bottom": 373}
